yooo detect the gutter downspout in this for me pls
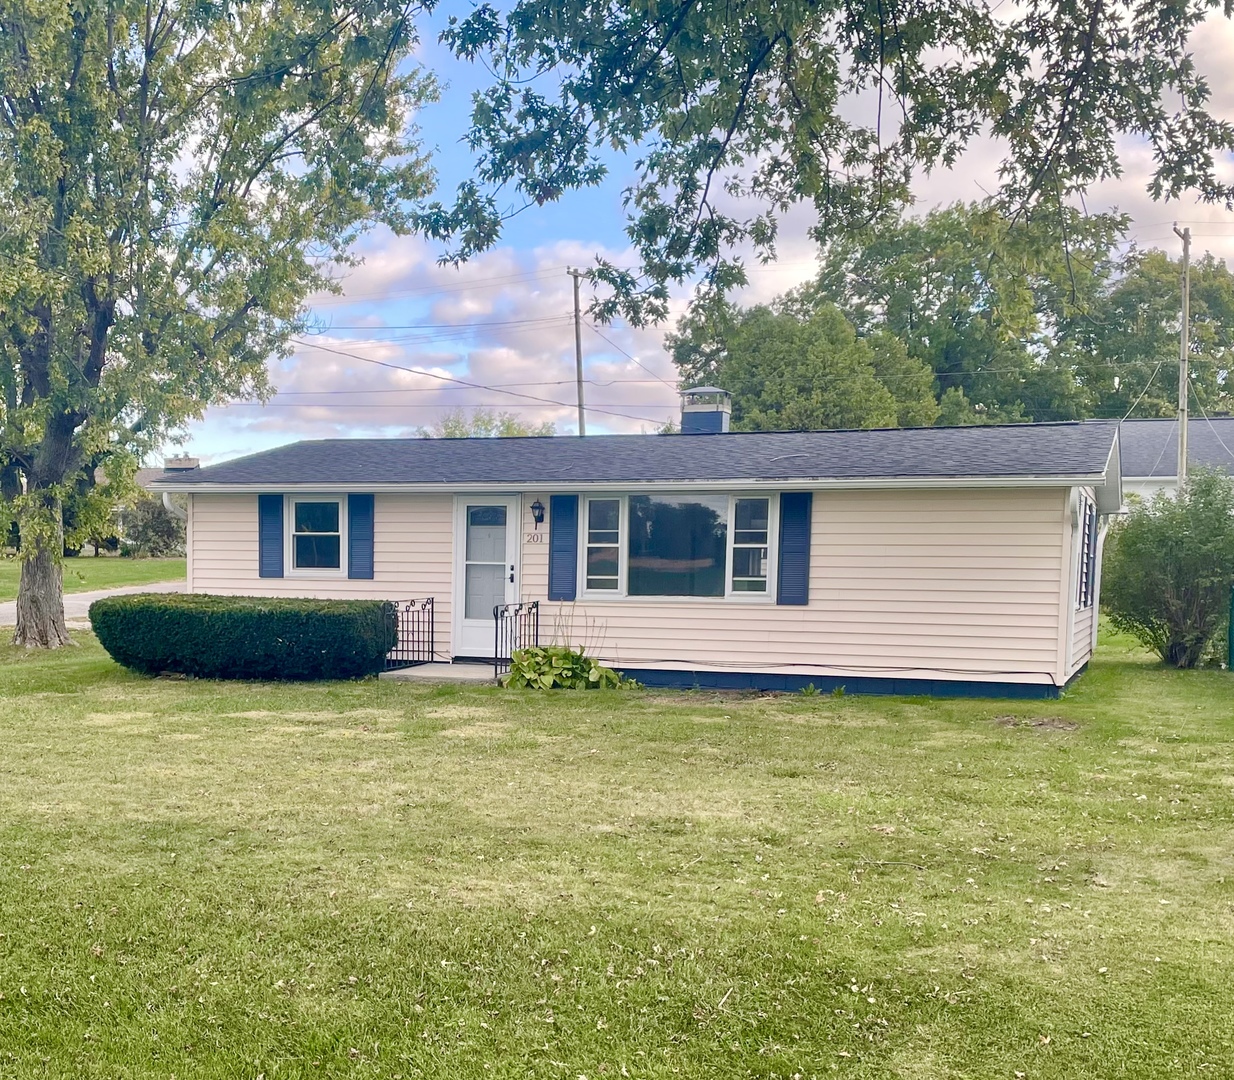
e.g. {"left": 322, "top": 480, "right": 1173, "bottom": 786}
{"left": 162, "top": 491, "right": 187, "bottom": 521}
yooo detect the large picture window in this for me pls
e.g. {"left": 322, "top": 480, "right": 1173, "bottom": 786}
{"left": 629, "top": 494, "right": 728, "bottom": 596}
{"left": 581, "top": 494, "right": 775, "bottom": 600}
{"left": 291, "top": 498, "right": 342, "bottom": 572}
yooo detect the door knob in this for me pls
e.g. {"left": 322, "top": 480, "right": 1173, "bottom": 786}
{"left": 508, "top": 564, "right": 515, "bottom": 583}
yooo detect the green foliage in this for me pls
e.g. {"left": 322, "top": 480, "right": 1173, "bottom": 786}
{"left": 797, "top": 203, "right": 1127, "bottom": 424}
{"left": 1102, "top": 470, "right": 1234, "bottom": 668}
{"left": 417, "top": 409, "right": 556, "bottom": 438}
{"left": 119, "top": 494, "right": 186, "bottom": 558}
{"left": 502, "top": 646, "right": 623, "bottom": 690}
{"left": 89, "top": 594, "right": 396, "bottom": 680}
{"left": 1076, "top": 249, "right": 1234, "bottom": 419}
{"left": 0, "top": 0, "right": 435, "bottom": 639}
{"left": 668, "top": 201, "right": 1234, "bottom": 429}
{"left": 668, "top": 303, "right": 938, "bottom": 431}
{"left": 797, "top": 683, "right": 819, "bottom": 697}
{"left": 420, "top": 2, "right": 1232, "bottom": 323}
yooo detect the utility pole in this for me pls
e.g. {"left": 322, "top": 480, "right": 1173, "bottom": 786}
{"left": 1173, "top": 224, "right": 1191, "bottom": 484}
{"left": 567, "top": 268, "right": 586, "bottom": 436}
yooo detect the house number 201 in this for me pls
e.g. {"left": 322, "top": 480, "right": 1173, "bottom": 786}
{"left": 524, "top": 532, "right": 545, "bottom": 544}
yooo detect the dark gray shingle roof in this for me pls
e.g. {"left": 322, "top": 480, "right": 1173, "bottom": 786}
{"left": 154, "top": 421, "right": 1119, "bottom": 488}
{"left": 1118, "top": 418, "right": 1234, "bottom": 478}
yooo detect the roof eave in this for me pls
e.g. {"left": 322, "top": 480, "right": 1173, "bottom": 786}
{"left": 150, "top": 473, "right": 1112, "bottom": 494}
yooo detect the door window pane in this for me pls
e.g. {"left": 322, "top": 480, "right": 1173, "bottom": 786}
{"left": 292, "top": 500, "right": 341, "bottom": 569}
{"left": 628, "top": 495, "right": 727, "bottom": 596}
{"left": 466, "top": 505, "right": 507, "bottom": 562}
{"left": 465, "top": 563, "right": 506, "bottom": 620}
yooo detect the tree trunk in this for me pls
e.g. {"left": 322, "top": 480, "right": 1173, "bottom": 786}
{"left": 13, "top": 497, "right": 71, "bottom": 648}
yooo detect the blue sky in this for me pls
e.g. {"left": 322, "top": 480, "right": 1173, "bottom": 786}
{"left": 179, "top": 11, "right": 1234, "bottom": 465}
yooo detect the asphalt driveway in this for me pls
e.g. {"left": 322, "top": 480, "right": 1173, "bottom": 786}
{"left": 0, "top": 580, "right": 184, "bottom": 627}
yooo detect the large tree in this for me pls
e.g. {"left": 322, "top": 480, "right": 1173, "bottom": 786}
{"left": 419, "top": 1, "right": 1234, "bottom": 322}
{"left": 794, "top": 203, "right": 1127, "bottom": 423}
{"left": 416, "top": 408, "right": 556, "bottom": 437}
{"left": 1076, "top": 248, "right": 1234, "bottom": 419}
{"left": 668, "top": 301, "right": 938, "bottom": 430}
{"left": 0, "top": 0, "right": 434, "bottom": 645}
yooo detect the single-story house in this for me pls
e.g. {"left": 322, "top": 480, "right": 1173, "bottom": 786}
{"left": 150, "top": 404, "right": 1123, "bottom": 699}
{"left": 1119, "top": 417, "right": 1234, "bottom": 500}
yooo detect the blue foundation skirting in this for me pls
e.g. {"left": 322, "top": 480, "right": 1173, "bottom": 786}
{"left": 615, "top": 668, "right": 1064, "bottom": 700}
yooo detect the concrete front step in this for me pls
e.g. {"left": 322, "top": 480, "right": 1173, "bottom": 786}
{"left": 380, "top": 662, "right": 497, "bottom": 684}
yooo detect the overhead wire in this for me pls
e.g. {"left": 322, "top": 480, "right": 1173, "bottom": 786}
{"left": 584, "top": 322, "right": 677, "bottom": 388}
{"left": 286, "top": 337, "right": 676, "bottom": 424}
{"left": 1194, "top": 397, "right": 1234, "bottom": 461}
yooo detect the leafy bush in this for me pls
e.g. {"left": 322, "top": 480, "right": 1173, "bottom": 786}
{"left": 119, "top": 493, "right": 185, "bottom": 557}
{"left": 90, "top": 594, "right": 397, "bottom": 680}
{"left": 502, "top": 645, "right": 623, "bottom": 690}
{"left": 1103, "top": 469, "right": 1234, "bottom": 668}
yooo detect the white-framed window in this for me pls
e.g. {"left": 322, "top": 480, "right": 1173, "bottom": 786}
{"left": 584, "top": 497, "right": 623, "bottom": 591}
{"left": 579, "top": 493, "right": 777, "bottom": 600}
{"left": 286, "top": 496, "right": 346, "bottom": 577}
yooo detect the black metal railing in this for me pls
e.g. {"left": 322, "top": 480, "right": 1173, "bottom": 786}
{"left": 385, "top": 597, "right": 435, "bottom": 670}
{"left": 494, "top": 601, "right": 539, "bottom": 678}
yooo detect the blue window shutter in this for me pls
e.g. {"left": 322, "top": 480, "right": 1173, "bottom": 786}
{"left": 548, "top": 495, "right": 578, "bottom": 601}
{"left": 776, "top": 492, "right": 812, "bottom": 605}
{"left": 258, "top": 494, "right": 284, "bottom": 578}
{"left": 348, "top": 494, "right": 375, "bottom": 579}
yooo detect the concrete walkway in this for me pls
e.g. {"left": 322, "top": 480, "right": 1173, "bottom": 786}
{"left": 0, "top": 579, "right": 184, "bottom": 627}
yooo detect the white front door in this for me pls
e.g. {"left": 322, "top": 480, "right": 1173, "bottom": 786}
{"left": 454, "top": 498, "right": 519, "bottom": 657}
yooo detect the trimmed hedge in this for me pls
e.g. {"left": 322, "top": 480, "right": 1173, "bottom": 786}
{"left": 89, "top": 594, "right": 397, "bottom": 680}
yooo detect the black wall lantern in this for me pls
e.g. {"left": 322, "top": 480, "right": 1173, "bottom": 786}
{"left": 530, "top": 499, "right": 545, "bottom": 528}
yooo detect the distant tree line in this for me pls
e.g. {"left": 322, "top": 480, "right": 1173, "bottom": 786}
{"left": 668, "top": 203, "right": 1234, "bottom": 430}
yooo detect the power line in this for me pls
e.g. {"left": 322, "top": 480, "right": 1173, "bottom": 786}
{"left": 304, "top": 314, "right": 572, "bottom": 332}
{"left": 289, "top": 338, "right": 674, "bottom": 425}
{"left": 221, "top": 400, "right": 677, "bottom": 410}
{"left": 270, "top": 377, "right": 661, "bottom": 397}
{"left": 1119, "top": 360, "right": 1166, "bottom": 422}
{"left": 1194, "top": 397, "right": 1234, "bottom": 461}
{"left": 309, "top": 266, "right": 570, "bottom": 305}
{"left": 584, "top": 322, "right": 677, "bottom": 388}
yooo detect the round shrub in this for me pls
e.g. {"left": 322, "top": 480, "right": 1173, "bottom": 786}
{"left": 89, "top": 593, "right": 397, "bottom": 680}
{"left": 1103, "top": 469, "right": 1234, "bottom": 668}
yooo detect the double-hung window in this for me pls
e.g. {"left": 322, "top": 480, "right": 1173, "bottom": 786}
{"left": 287, "top": 497, "right": 345, "bottom": 575}
{"left": 581, "top": 494, "right": 774, "bottom": 599}
{"left": 585, "top": 498, "right": 622, "bottom": 591}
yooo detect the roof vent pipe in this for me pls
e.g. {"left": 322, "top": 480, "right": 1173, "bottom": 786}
{"left": 680, "top": 386, "right": 731, "bottom": 434}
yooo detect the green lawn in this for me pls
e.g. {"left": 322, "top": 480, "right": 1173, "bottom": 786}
{"left": 0, "top": 556, "right": 185, "bottom": 602}
{"left": 0, "top": 631, "right": 1231, "bottom": 1078}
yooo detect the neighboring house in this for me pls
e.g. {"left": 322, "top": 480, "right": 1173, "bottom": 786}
{"left": 1119, "top": 417, "right": 1234, "bottom": 500}
{"left": 150, "top": 402, "right": 1122, "bottom": 699}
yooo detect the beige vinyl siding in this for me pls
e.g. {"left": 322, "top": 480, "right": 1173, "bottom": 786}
{"left": 1070, "top": 605, "right": 1095, "bottom": 676}
{"left": 523, "top": 487, "right": 1071, "bottom": 688}
{"left": 187, "top": 485, "right": 1078, "bottom": 687}
{"left": 1064, "top": 487, "right": 1098, "bottom": 679}
{"left": 188, "top": 492, "right": 454, "bottom": 657}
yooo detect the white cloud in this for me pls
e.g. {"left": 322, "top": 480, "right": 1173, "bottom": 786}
{"left": 177, "top": 11, "right": 1234, "bottom": 462}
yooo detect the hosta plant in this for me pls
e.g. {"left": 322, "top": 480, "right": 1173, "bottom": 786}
{"left": 503, "top": 646, "right": 624, "bottom": 690}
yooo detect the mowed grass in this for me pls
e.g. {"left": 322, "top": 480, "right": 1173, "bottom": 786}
{"left": 0, "top": 631, "right": 1231, "bottom": 1078}
{"left": 0, "top": 557, "right": 185, "bottom": 602}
